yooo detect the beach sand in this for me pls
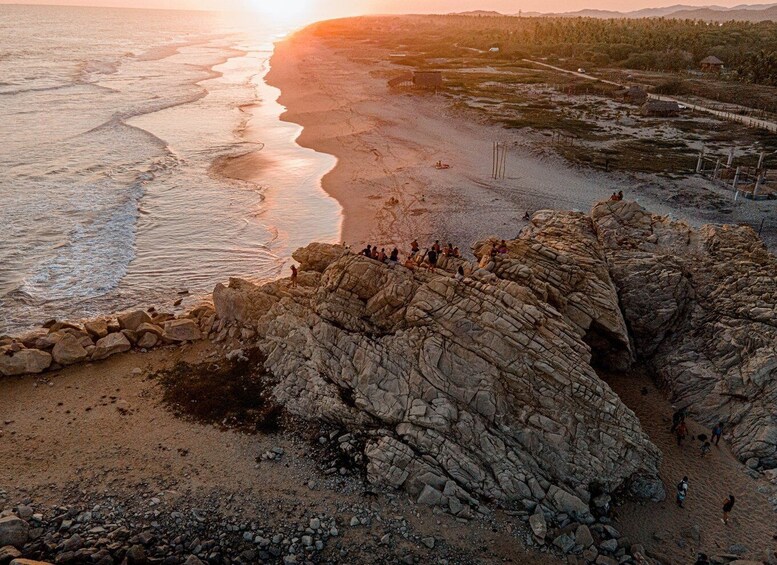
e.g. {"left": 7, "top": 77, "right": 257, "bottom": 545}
{"left": 265, "top": 32, "right": 775, "bottom": 256}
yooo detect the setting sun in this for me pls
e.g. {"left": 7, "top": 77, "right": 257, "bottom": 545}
{"left": 250, "top": 0, "right": 314, "bottom": 24}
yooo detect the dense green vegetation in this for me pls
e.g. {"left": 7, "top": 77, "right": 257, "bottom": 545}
{"left": 311, "top": 15, "right": 777, "bottom": 87}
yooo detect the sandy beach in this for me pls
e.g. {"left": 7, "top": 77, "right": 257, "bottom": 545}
{"left": 265, "top": 30, "right": 775, "bottom": 255}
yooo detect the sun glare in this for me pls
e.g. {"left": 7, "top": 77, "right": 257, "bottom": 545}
{"left": 251, "top": 0, "right": 314, "bottom": 24}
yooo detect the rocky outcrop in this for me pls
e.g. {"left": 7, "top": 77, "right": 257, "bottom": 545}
{"left": 215, "top": 242, "right": 662, "bottom": 520}
{"left": 592, "top": 200, "right": 777, "bottom": 469}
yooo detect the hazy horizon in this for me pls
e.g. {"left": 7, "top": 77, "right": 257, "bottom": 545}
{"left": 1, "top": 0, "right": 775, "bottom": 19}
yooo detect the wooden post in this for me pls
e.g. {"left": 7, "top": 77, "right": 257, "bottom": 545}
{"left": 757, "top": 151, "right": 766, "bottom": 170}
{"left": 727, "top": 148, "right": 734, "bottom": 166}
{"left": 696, "top": 150, "right": 704, "bottom": 173}
{"left": 733, "top": 166, "right": 741, "bottom": 189}
{"left": 713, "top": 158, "right": 721, "bottom": 179}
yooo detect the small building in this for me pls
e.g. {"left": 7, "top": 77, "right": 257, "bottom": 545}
{"left": 700, "top": 55, "right": 724, "bottom": 73}
{"left": 388, "top": 72, "right": 413, "bottom": 88}
{"left": 621, "top": 85, "right": 648, "bottom": 105}
{"left": 412, "top": 71, "right": 443, "bottom": 89}
{"left": 641, "top": 99, "right": 681, "bottom": 117}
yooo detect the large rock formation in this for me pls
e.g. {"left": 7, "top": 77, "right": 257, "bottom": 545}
{"left": 592, "top": 200, "right": 777, "bottom": 469}
{"left": 214, "top": 232, "right": 664, "bottom": 519}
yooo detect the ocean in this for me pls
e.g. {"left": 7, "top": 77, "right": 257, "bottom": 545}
{"left": 0, "top": 4, "right": 340, "bottom": 334}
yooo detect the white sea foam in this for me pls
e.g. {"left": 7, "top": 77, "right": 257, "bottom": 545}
{"left": 0, "top": 5, "right": 340, "bottom": 333}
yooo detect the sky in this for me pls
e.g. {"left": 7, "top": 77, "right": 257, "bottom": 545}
{"left": 0, "top": 0, "right": 774, "bottom": 18}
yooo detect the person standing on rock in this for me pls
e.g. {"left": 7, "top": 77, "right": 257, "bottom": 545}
{"left": 427, "top": 248, "right": 438, "bottom": 270}
{"left": 676, "top": 476, "right": 689, "bottom": 508}
{"left": 410, "top": 239, "right": 419, "bottom": 258}
{"left": 712, "top": 422, "right": 724, "bottom": 446}
{"left": 290, "top": 265, "right": 298, "bottom": 288}
{"left": 722, "top": 495, "right": 735, "bottom": 525}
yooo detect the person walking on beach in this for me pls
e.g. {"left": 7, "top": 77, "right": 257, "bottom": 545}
{"left": 670, "top": 407, "right": 686, "bottom": 433}
{"left": 290, "top": 265, "right": 298, "bottom": 288}
{"left": 676, "top": 420, "right": 688, "bottom": 446}
{"left": 722, "top": 495, "right": 735, "bottom": 525}
{"left": 712, "top": 422, "right": 724, "bottom": 446}
{"left": 676, "top": 476, "right": 689, "bottom": 508}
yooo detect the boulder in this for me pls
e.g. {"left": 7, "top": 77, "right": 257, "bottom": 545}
{"left": 292, "top": 243, "right": 347, "bottom": 273}
{"left": 0, "top": 545, "right": 22, "bottom": 563}
{"left": 91, "top": 332, "right": 131, "bottom": 361}
{"left": 51, "top": 334, "right": 89, "bottom": 365}
{"left": 163, "top": 319, "right": 202, "bottom": 342}
{"left": 575, "top": 524, "right": 594, "bottom": 548}
{"left": 117, "top": 310, "right": 152, "bottom": 332}
{"left": 528, "top": 510, "right": 547, "bottom": 541}
{"left": 84, "top": 320, "right": 109, "bottom": 339}
{"left": 213, "top": 278, "right": 283, "bottom": 324}
{"left": 137, "top": 333, "right": 159, "bottom": 349}
{"left": 0, "top": 516, "right": 29, "bottom": 547}
{"left": 0, "top": 348, "right": 52, "bottom": 376}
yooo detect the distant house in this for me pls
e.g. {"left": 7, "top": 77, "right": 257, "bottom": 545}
{"left": 700, "top": 55, "right": 724, "bottom": 73}
{"left": 641, "top": 99, "right": 681, "bottom": 117}
{"left": 413, "top": 71, "right": 443, "bottom": 89}
{"left": 388, "top": 72, "right": 414, "bottom": 88}
{"left": 621, "top": 85, "right": 648, "bottom": 105}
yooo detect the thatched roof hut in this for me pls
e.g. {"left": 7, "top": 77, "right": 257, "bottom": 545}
{"left": 641, "top": 99, "right": 681, "bottom": 117}
{"left": 700, "top": 55, "right": 724, "bottom": 72}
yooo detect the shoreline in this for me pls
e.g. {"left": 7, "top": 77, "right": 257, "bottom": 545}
{"left": 265, "top": 27, "right": 775, "bottom": 254}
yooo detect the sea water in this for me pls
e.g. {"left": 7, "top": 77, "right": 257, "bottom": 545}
{"left": 0, "top": 4, "right": 340, "bottom": 334}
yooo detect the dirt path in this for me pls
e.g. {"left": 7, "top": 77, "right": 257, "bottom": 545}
{"left": 606, "top": 369, "right": 777, "bottom": 564}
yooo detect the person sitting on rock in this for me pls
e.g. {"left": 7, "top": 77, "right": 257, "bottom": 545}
{"left": 444, "top": 243, "right": 454, "bottom": 257}
{"left": 617, "top": 190, "right": 624, "bottom": 200}
{"left": 676, "top": 476, "right": 689, "bottom": 508}
{"left": 389, "top": 248, "right": 399, "bottom": 264}
{"left": 362, "top": 245, "right": 372, "bottom": 258}
{"left": 498, "top": 240, "right": 508, "bottom": 254}
{"left": 455, "top": 265, "right": 465, "bottom": 280}
{"left": 371, "top": 246, "right": 380, "bottom": 260}
{"left": 610, "top": 192, "right": 619, "bottom": 201}
{"left": 410, "top": 239, "right": 420, "bottom": 258}
{"left": 432, "top": 240, "right": 442, "bottom": 253}
{"left": 453, "top": 247, "right": 461, "bottom": 258}
{"left": 378, "top": 248, "right": 387, "bottom": 262}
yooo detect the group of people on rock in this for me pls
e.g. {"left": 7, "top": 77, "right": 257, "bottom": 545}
{"left": 671, "top": 408, "right": 738, "bottom": 528}
{"left": 609, "top": 190, "right": 624, "bottom": 201}
{"left": 356, "top": 239, "right": 466, "bottom": 273}
{"left": 360, "top": 244, "right": 401, "bottom": 264}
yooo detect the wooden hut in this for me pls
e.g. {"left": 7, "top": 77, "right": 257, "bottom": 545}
{"left": 700, "top": 55, "right": 724, "bottom": 73}
{"left": 412, "top": 71, "right": 443, "bottom": 89}
{"left": 641, "top": 99, "right": 681, "bottom": 117}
